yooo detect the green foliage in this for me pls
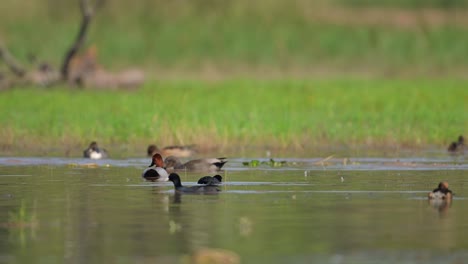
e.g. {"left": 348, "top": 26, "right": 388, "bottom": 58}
{"left": 2, "top": 0, "right": 468, "bottom": 74}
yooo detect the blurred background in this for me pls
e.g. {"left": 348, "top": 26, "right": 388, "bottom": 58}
{"left": 1, "top": 3, "right": 467, "bottom": 263}
{"left": 0, "top": 0, "right": 467, "bottom": 157}
{"left": 2, "top": 0, "right": 468, "bottom": 79}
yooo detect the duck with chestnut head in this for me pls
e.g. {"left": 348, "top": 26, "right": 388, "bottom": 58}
{"left": 147, "top": 144, "right": 196, "bottom": 158}
{"left": 142, "top": 153, "right": 169, "bottom": 182}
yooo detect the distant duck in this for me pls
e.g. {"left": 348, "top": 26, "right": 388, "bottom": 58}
{"left": 197, "top": 175, "right": 223, "bottom": 185}
{"left": 168, "top": 173, "right": 220, "bottom": 193}
{"left": 428, "top": 182, "right": 453, "bottom": 200}
{"left": 164, "top": 156, "right": 227, "bottom": 172}
{"left": 448, "top": 135, "right": 465, "bottom": 153}
{"left": 83, "top": 141, "right": 108, "bottom": 159}
{"left": 147, "top": 144, "right": 196, "bottom": 158}
{"left": 142, "top": 153, "right": 169, "bottom": 182}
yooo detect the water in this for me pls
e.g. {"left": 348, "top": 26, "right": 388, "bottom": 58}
{"left": 0, "top": 156, "right": 467, "bottom": 264}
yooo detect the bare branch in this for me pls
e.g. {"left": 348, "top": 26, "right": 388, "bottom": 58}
{"left": 61, "top": 0, "right": 103, "bottom": 81}
{"left": 0, "top": 40, "right": 26, "bottom": 77}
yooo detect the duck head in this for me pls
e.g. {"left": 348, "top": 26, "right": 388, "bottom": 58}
{"left": 438, "top": 181, "right": 449, "bottom": 191}
{"left": 147, "top": 144, "right": 160, "bottom": 157}
{"left": 149, "top": 153, "right": 164, "bottom": 167}
{"left": 213, "top": 175, "right": 223, "bottom": 182}
{"left": 168, "top": 173, "right": 182, "bottom": 187}
{"left": 89, "top": 141, "right": 99, "bottom": 151}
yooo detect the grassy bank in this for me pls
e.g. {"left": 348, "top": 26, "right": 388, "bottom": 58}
{"left": 2, "top": 1, "right": 468, "bottom": 77}
{"left": 0, "top": 79, "right": 466, "bottom": 157}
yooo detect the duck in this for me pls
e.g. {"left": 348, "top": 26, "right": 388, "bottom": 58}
{"left": 197, "top": 175, "right": 223, "bottom": 185}
{"left": 142, "top": 153, "right": 169, "bottom": 182}
{"left": 164, "top": 156, "right": 227, "bottom": 172}
{"left": 448, "top": 135, "right": 465, "bottom": 152}
{"left": 83, "top": 141, "right": 108, "bottom": 159}
{"left": 428, "top": 182, "right": 453, "bottom": 200}
{"left": 147, "top": 144, "right": 196, "bottom": 158}
{"left": 168, "top": 173, "right": 220, "bottom": 193}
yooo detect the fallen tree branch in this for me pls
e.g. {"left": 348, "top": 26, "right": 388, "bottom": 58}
{"left": 1, "top": 0, "right": 143, "bottom": 90}
{"left": 60, "top": 0, "right": 102, "bottom": 81}
{"left": 0, "top": 40, "right": 26, "bottom": 77}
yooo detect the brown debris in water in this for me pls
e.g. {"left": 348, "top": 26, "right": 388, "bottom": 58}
{"left": 190, "top": 248, "right": 240, "bottom": 264}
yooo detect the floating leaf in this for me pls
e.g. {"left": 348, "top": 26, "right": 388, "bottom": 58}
{"left": 169, "top": 220, "right": 182, "bottom": 234}
{"left": 244, "top": 158, "right": 290, "bottom": 167}
{"left": 243, "top": 160, "right": 260, "bottom": 167}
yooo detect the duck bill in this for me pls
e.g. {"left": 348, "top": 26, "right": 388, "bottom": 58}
{"left": 149, "top": 160, "right": 155, "bottom": 167}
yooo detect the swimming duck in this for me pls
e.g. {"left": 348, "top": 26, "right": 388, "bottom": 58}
{"left": 142, "top": 153, "right": 169, "bottom": 182}
{"left": 164, "top": 156, "right": 227, "bottom": 172}
{"left": 168, "top": 173, "right": 220, "bottom": 193}
{"left": 448, "top": 135, "right": 465, "bottom": 152}
{"left": 83, "top": 141, "right": 108, "bottom": 159}
{"left": 147, "top": 144, "right": 196, "bottom": 158}
{"left": 428, "top": 182, "right": 453, "bottom": 200}
{"left": 197, "top": 175, "right": 223, "bottom": 185}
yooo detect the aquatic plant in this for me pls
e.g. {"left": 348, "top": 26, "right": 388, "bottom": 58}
{"left": 243, "top": 158, "right": 290, "bottom": 167}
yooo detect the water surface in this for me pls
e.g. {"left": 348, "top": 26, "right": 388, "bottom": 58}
{"left": 0, "top": 156, "right": 467, "bottom": 263}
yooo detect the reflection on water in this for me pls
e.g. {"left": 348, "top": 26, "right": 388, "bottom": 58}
{"left": 0, "top": 156, "right": 467, "bottom": 263}
{"left": 428, "top": 198, "right": 452, "bottom": 216}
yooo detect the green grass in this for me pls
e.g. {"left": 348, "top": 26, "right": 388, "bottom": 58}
{"left": 1, "top": 1, "right": 467, "bottom": 157}
{"left": 0, "top": 79, "right": 466, "bottom": 157}
{"left": 2, "top": 0, "right": 468, "bottom": 76}
{"left": 339, "top": 0, "right": 468, "bottom": 8}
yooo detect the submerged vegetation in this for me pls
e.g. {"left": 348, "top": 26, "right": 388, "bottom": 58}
{"left": 0, "top": 79, "right": 466, "bottom": 157}
{"left": 243, "top": 159, "right": 289, "bottom": 168}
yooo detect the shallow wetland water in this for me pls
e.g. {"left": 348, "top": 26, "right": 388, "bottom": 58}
{"left": 0, "top": 154, "right": 467, "bottom": 263}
